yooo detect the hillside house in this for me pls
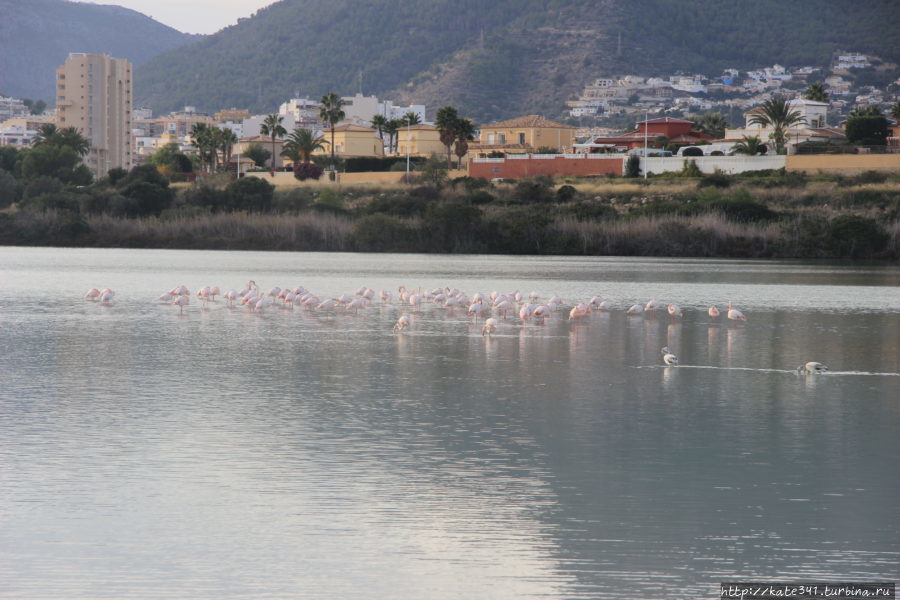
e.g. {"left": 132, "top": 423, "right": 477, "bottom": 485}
{"left": 470, "top": 115, "right": 577, "bottom": 157}
{"left": 577, "top": 117, "right": 712, "bottom": 152}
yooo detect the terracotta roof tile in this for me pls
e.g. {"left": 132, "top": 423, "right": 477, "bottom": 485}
{"left": 481, "top": 115, "right": 576, "bottom": 130}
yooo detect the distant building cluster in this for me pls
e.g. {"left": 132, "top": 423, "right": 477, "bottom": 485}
{"left": 1, "top": 48, "right": 898, "bottom": 179}
{"left": 566, "top": 51, "right": 898, "bottom": 124}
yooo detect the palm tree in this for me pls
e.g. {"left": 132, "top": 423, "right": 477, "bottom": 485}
{"left": 402, "top": 111, "right": 421, "bottom": 126}
{"left": 281, "top": 128, "right": 328, "bottom": 165}
{"left": 849, "top": 104, "right": 883, "bottom": 118}
{"left": 803, "top": 82, "right": 829, "bottom": 103}
{"left": 259, "top": 114, "right": 287, "bottom": 175}
{"left": 219, "top": 128, "right": 238, "bottom": 172}
{"left": 371, "top": 114, "right": 387, "bottom": 144}
{"left": 190, "top": 123, "right": 214, "bottom": 172}
{"left": 730, "top": 135, "right": 766, "bottom": 156}
{"left": 33, "top": 123, "right": 59, "bottom": 146}
{"left": 748, "top": 95, "right": 806, "bottom": 153}
{"left": 435, "top": 105, "right": 460, "bottom": 168}
{"left": 383, "top": 119, "right": 402, "bottom": 154}
{"left": 56, "top": 127, "right": 91, "bottom": 156}
{"left": 453, "top": 118, "right": 475, "bottom": 169}
{"left": 691, "top": 112, "right": 729, "bottom": 139}
{"left": 319, "top": 92, "right": 345, "bottom": 168}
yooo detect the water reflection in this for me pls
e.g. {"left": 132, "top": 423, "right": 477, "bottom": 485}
{"left": 0, "top": 248, "right": 898, "bottom": 599}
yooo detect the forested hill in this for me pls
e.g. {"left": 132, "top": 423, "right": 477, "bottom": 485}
{"left": 135, "top": 0, "right": 900, "bottom": 122}
{"left": 0, "top": 0, "right": 197, "bottom": 103}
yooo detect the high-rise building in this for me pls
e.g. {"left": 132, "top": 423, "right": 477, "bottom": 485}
{"left": 56, "top": 53, "right": 132, "bottom": 177}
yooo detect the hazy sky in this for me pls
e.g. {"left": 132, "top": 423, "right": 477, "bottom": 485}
{"left": 74, "top": 0, "right": 280, "bottom": 35}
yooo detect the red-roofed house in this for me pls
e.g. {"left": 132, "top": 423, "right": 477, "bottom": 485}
{"left": 577, "top": 117, "right": 713, "bottom": 152}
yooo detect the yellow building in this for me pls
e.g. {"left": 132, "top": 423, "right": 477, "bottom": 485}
{"left": 234, "top": 135, "right": 284, "bottom": 169}
{"left": 395, "top": 124, "right": 446, "bottom": 156}
{"left": 471, "top": 115, "right": 577, "bottom": 157}
{"left": 56, "top": 52, "right": 132, "bottom": 177}
{"left": 315, "top": 124, "right": 383, "bottom": 157}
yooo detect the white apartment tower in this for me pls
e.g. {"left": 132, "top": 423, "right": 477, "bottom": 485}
{"left": 56, "top": 53, "right": 132, "bottom": 177}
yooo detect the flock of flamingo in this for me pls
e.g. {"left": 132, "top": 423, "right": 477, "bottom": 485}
{"left": 83, "top": 282, "right": 827, "bottom": 374}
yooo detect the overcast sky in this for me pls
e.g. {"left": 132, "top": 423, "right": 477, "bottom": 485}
{"left": 74, "top": 0, "right": 280, "bottom": 35}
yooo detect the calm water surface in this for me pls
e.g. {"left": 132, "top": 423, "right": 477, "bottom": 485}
{"left": 1, "top": 248, "right": 898, "bottom": 599}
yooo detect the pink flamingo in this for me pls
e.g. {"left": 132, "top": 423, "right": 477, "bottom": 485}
{"left": 393, "top": 314, "right": 411, "bottom": 333}
{"left": 727, "top": 301, "right": 747, "bottom": 322}
{"left": 626, "top": 303, "right": 644, "bottom": 316}
{"left": 708, "top": 305, "right": 720, "bottom": 320}
{"left": 172, "top": 295, "right": 189, "bottom": 314}
{"left": 667, "top": 303, "right": 683, "bottom": 320}
{"left": 85, "top": 288, "right": 101, "bottom": 300}
{"left": 482, "top": 318, "right": 499, "bottom": 336}
{"left": 224, "top": 290, "right": 238, "bottom": 306}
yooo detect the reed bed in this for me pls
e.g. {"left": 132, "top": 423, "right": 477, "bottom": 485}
{"left": 86, "top": 212, "right": 353, "bottom": 251}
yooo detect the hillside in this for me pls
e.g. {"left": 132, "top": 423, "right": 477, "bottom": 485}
{"left": 134, "top": 0, "right": 900, "bottom": 123}
{"left": 0, "top": 0, "right": 197, "bottom": 103}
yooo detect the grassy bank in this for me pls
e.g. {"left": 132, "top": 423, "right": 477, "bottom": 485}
{"left": 2, "top": 169, "right": 899, "bottom": 259}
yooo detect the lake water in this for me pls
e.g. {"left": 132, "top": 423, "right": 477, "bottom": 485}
{"left": 1, "top": 247, "right": 898, "bottom": 599}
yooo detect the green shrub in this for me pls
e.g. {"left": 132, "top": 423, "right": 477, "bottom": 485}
{"left": 698, "top": 170, "right": 733, "bottom": 188}
{"left": 555, "top": 184, "right": 577, "bottom": 203}
{"left": 512, "top": 177, "right": 553, "bottom": 203}
{"left": 837, "top": 170, "right": 889, "bottom": 187}
{"left": 423, "top": 202, "right": 483, "bottom": 251}
{"left": 361, "top": 193, "right": 430, "bottom": 217}
{"left": 563, "top": 201, "right": 618, "bottom": 220}
{"left": 351, "top": 214, "right": 414, "bottom": 251}
{"left": 828, "top": 215, "right": 888, "bottom": 258}
{"left": 273, "top": 188, "right": 316, "bottom": 213}
{"left": 466, "top": 190, "right": 495, "bottom": 205}
{"left": 225, "top": 176, "right": 274, "bottom": 213}
{"left": 679, "top": 159, "right": 703, "bottom": 178}
{"left": 624, "top": 154, "right": 641, "bottom": 178}
{"left": 698, "top": 189, "right": 778, "bottom": 222}
{"left": 313, "top": 187, "right": 347, "bottom": 214}
{"left": 451, "top": 176, "right": 490, "bottom": 192}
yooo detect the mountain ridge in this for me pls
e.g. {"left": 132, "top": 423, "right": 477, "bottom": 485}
{"left": 128, "top": 0, "right": 900, "bottom": 122}
{"left": 0, "top": 0, "right": 198, "bottom": 102}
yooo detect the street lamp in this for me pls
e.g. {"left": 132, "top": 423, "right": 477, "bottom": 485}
{"left": 406, "top": 118, "right": 411, "bottom": 179}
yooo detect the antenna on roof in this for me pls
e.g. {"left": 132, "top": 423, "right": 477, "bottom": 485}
{"left": 358, "top": 70, "right": 363, "bottom": 95}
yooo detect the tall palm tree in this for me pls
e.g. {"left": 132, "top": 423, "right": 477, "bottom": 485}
{"left": 56, "top": 127, "right": 91, "bottom": 157}
{"left": 33, "top": 123, "right": 59, "bottom": 146}
{"left": 402, "top": 111, "right": 422, "bottom": 126}
{"left": 730, "top": 135, "right": 765, "bottom": 156}
{"left": 803, "top": 82, "right": 829, "bottom": 103}
{"left": 219, "top": 128, "right": 238, "bottom": 172}
{"left": 371, "top": 114, "right": 386, "bottom": 140}
{"left": 259, "top": 114, "right": 287, "bottom": 175}
{"left": 384, "top": 119, "right": 402, "bottom": 154}
{"left": 690, "top": 112, "right": 729, "bottom": 139}
{"left": 435, "top": 105, "right": 459, "bottom": 168}
{"left": 281, "top": 128, "right": 328, "bottom": 165}
{"left": 190, "top": 123, "right": 214, "bottom": 172}
{"left": 453, "top": 118, "right": 475, "bottom": 169}
{"left": 748, "top": 95, "right": 806, "bottom": 153}
{"left": 319, "top": 92, "right": 345, "bottom": 168}
{"left": 849, "top": 104, "right": 883, "bottom": 118}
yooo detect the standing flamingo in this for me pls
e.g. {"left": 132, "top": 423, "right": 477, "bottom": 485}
{"left": 727, "top": 301, "right": 747, "bottom": 322}
{"left": 708, "top": 305, "right": 720, "bottom": 321}
{"left": 482, "top": 318, "right": 499, "bottom": 336}
{"left": 667, "top": 303, "right": 683, "bottom": 320}
{"left": 626, "top": 304, "right": 644, "bottom": 316}
{"left": 172, "top": 295, "right": 189, "bottom": 315}
{"left": 85, "top": 288, "right": 101, "bottom": 300}
{"left": 393, "top": 314, "right": 411, "bottom": 333}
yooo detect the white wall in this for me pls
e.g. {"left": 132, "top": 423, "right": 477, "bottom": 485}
{"left": 641, "top": 155, "right": 785, "bottom": 175}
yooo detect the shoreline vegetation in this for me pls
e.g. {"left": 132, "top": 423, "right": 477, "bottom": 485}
{"left": 2, "top": 166, "right": 900, "bottom": 259}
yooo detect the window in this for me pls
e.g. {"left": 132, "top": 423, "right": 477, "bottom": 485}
{"left": 498, "top": 134, "right": 506, "bottom": 144}
{"left": 488, "top": 133, "right": 495, "bottom": 144}
{"left": 518, "top": 132, "right": 526, "bottom": 145}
